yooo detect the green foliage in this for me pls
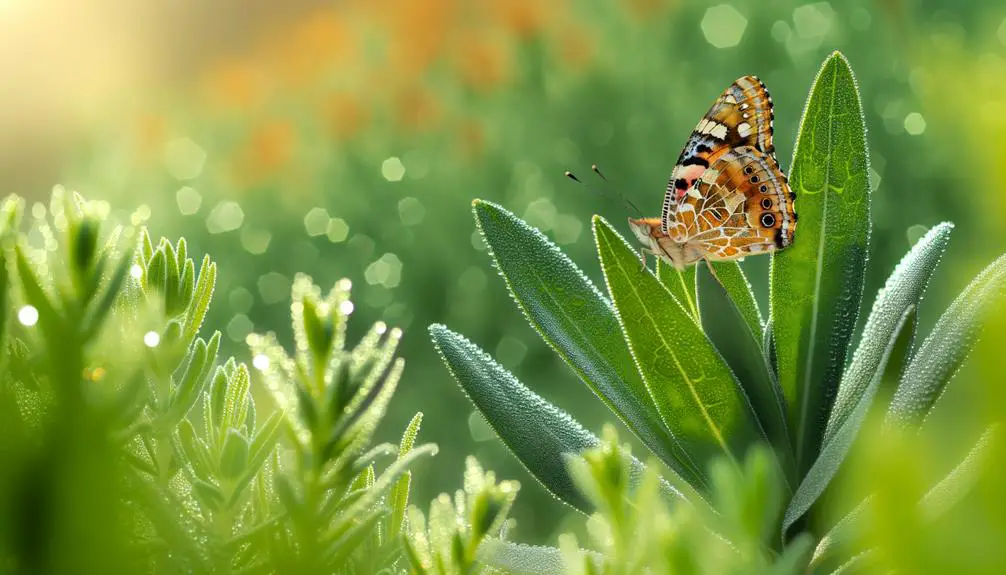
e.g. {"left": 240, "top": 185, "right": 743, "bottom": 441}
{"left": 402, "top": 457, "right": 519, "bottom": 575}
{"left": 428, "top": 52, "right": 1006, "bottom": 572}
{"left": 561, "top": 427, "right": 813, "bottom": 575}
{"left": 0, "top": 188, "right": 435, "bottom": 574}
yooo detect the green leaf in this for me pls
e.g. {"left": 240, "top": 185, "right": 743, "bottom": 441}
{"left": 705, "top": 261, "right": 764, "bottom": 341}
{"left": 220, "top": 429, "right": 250, "bottom": 479}
{"left": 429, "top": 324, "right": 672, "bottom": 513}
{"left": 472, "top": 200, "right": 691, "bottom": 484}
{"left": 182, "top": 255, "right": 216, "bottom": 345}
{"left": 477, "top": 540, "right": 583, "bottom": 575}
{"left": 696, "top": 263, "right": 791, "bottom": 480}
{"left": 783, "top": 307, "right": 913, "bottom": 533}
{"left": 389, "top": 412, "right": 423, "bottom": 539}
{"left": 826, "top": 223, "right": 953, "bottom": 442}
{"left": 771, "top": 51, "right": 872, "bottom": 471}
{"left": 888, "top": 255, "right": 1006, "bottom": 425}
{"left": 594, "top": 216, "right": 763, "bottom": 482}
{"left": 657, "top": 259, "right": 698, "bottom": 322}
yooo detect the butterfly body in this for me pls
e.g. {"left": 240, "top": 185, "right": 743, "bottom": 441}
{"left": 634, "top": 76, "right": 796, "bottom": 270}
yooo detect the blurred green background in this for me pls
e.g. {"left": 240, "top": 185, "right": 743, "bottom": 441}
{"left": 5, "top": 0, "right": 1006, "bottom": 544}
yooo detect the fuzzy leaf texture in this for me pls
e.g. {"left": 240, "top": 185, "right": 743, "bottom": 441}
{"left": 826, "top": 223, "right": 953, "bottom": 441}
{"left": 429, "top": 324, "right": 674, "bottom": 513}
{"left": 696, "top": 262, "right": 792, "bottom": 483}
{"left": 888, "top": 255, "right": 1006, "bottom": 425}
{"left": 594, "top": 216, "right": 764, "bottom": 486}
{"left": 784, "top": 306, "right": 914, "bottom": 532}
{"left": 472, "top": 199, "right": 691, "bottom": 485}
{"left": 771, "top": 52, "right": 871, "bottom": 472}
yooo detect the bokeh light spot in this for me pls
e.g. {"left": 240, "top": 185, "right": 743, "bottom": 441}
{"left": 253, "top": 354, "right": 270, "bottom": 371}
{"left": 904, "top": 112, "right": 926, "bottom": 135}
{"left": 468, "top": 411, "right": 497, "bottom": 442}
{"left": 258, "top": 272, "right": 291, "bottom": 304}
{"left": 381, "top": 156, "right": 406, "bottom": 182}
{"left": 365, "top": 253, "right": 403, "bottom": 289}
{"left": 304, "top": 207, "right": 330, "bottom": 236}
{"left": 398, "top": 197, "right": 426, "bottom": 226}
{"left": 229, "top": 287, "right": 254, "bottom": 314}
{"left": 143, "top": 331, "right": 160, "bottom": 348}
{"left": 18, "top": 305, "right": 38, "bottom": 327}
{"left": 164, "top": 138, "right": 207, "bottom": 181}
{"left": 791, "top": 3, "right": 835, "bottom": 50}
{"left": 523, "top": 198, "right": 557, "bottom": 231}
{"left": 327, "top": 218, "right": 349, "bottom": 242}
{"left": 339, "top": 299, "right": 355, "bottom": 316}
{"left": 175, "top": 186, "right": 202, "bottom": 215}
{"left": 553, "top": 214, "right": 584, "bottom": 245}
{"left": 495, "top": 335, "right": 528, "bottom": 368}
{"left": 906, "top": 224, "right": 929, "bottom": 246}
{"left": 206, "top": 201, "right": 245, "bottom": 234}
{"left": 240, "top": 227, "right": 272, "bottom": 254}
{"left": 701, "top": 5, "right": 748, "bottom": 49}
{"left": 227, "top": 314, "right": 254, "bottom": 342}
{"left": 130, "top": 264, "right": 144, "bottom": 279}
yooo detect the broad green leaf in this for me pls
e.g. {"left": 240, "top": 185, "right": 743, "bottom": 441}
{"left": 696, "top": 264, "right": 793, "bottom": 483}
{"left": 657, "top": 259, "right": 698, "bottom": 322}
{"left": 826, "top": 223, "right": 954, "bottom": 443}
{"left": 784, "top": 307, "right": 913, "bottom": 533}
{"left": 771, "top": 52, "right": 871, "bottom": 471}
{"left": 472, "top": 200, "right": 692, "bottom": 485}
{"left": 429, "top": 325, "right": 678, "bottom": 513}
{"left": 594, "top": 217, "right": 763, "bottom": 481}
{"left": 705, "top": 261, "right": 764, "bottom": 341}
{"left": 888, "top": 255, "right": 1006, "bottom": 425}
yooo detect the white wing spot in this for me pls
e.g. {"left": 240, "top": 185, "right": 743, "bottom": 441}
{"left": 709, "top": 123, "right": 728, "bottom": 139}
{"left": 724, "top": 94, "right": 738, "bottom": 104}
{"left": 737, "top": 122, "right": 752, "bottom": 137}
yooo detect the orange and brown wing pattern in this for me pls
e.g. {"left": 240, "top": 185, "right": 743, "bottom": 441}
{"left": 661, "top": 76, "right": 777, "bottom": 233}
{"left": 667, "top": 146, "right": 796, "bottom": 261}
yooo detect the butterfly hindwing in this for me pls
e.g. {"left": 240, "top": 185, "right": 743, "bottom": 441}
{"left": 668, "top": 146, "right": 795, "bottom": 261}
{"left": 661, "top": 76, "right": 776, "bottom": 232}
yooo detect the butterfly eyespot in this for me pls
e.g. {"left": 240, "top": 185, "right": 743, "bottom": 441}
{"left": 749, "top": 176, "right": 759, "bottom": 183}
{"left": 760, "top": 197, "right": 773, "bottom": 210}
{"left": 744, "top": 166, "right": 754, "bottom": 175}
{"left": 759, "top": 184, "right": 768, "bottom": 193}
{"left": 760, "top": 213, "right": 776, "bottom": 227}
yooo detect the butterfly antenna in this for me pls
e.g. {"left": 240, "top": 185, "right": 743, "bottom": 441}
{"left": 591, "top": 164, "right": 643, "bottom": 217}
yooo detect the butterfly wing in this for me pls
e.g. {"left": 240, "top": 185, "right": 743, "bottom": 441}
{"left": 667, "top": 146, "right": 796, "bottom": 261}
{"left": 661, "top": 76, "right": 776, "bottom": 233}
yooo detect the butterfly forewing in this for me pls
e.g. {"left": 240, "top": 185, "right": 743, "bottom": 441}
{"left": 661, "top": 76, "right": 776, "bottom": 233}
{"left": 669, "top": 146, "right": 796, "bottom": 261}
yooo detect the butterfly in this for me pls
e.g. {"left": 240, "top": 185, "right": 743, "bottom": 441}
{"left": 629, "top": 76, "right": 797, "bottom": 271}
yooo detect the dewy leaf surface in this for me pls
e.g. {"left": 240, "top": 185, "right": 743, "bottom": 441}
{"left": 784, "top": 307, "right": 913, "bottom": 533}
{"left": 471, "top": 200, "right": 692, "bottom": 485}
{"left": 428, "top": 325, "right": 676, "bottom": 513}
{"left": 657, "top": 259, "right": 698, "bottom": 322}
{"left": 888, "top": 254, "right": 1006, "bottom": 425}
{"left": 771, "top": 52, "right": 871, "bottom": 472}
{"left": 696, "top": 263, "right": 792, "bottom": 482}
{"left": 594, "top": 217, "right": 763, "bottom": 482}
{"left": 825, "top": 223, "right": 953, "bottom": 443}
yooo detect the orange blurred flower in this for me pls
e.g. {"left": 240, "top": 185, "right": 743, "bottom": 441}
{"left": 325, "top": 92, "right": 369, "bottom": 139}
{"left": 232, "top": 120, "right": 295, "bottom": 186}
{"left": 489, "top": 0, "right": 558, "bottom": 38}
{"left": 457, "top": 118, "right": 486, "bottom": 159}
{"left": 557, "top": 24, "right": 595, "bottom": 70}
{"left": 454, "top": 34, "right": 510, "bottom": 91}
{"left": 202, "top": 59, "right": 268, "bottom": 112}
{"left": 622, "top": 0, "right": 676, "bottom": 20}
{"left": 394, "top": 87, "right": 442, "bottom": 131}
{"left": 268, "top": 9, "right": 357, "bottom": 85}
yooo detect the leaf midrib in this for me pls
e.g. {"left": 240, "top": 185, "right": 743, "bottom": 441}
{"left": 607, "top": 243, "right": 732, "bottom": 460}
{"left": 795, "top": 62, "right": 840, "bottom": 467}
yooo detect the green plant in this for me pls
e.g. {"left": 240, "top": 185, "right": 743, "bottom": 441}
{"left": 428, "top": 52, "right": 1005, "bottom": 572}
{"left": 0, "top": 187, "right": 436, "bottom": 574}
{"left": 402, "top": 456, "right": 520, "bottom": 575}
